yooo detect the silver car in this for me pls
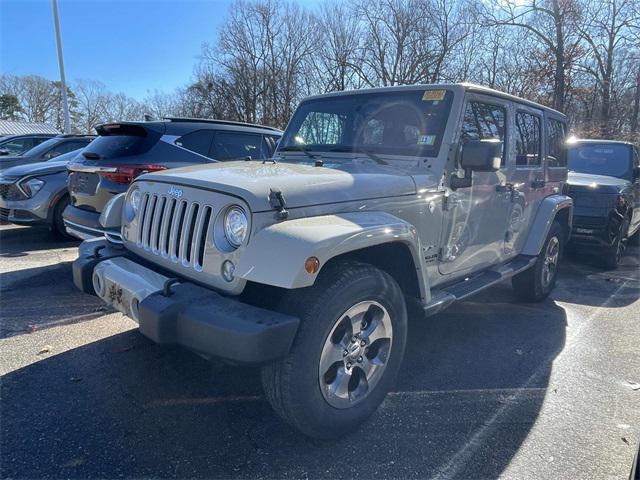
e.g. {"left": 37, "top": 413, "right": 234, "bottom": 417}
{"left": 0, "top": 149, "right": 83, "bottom": 236}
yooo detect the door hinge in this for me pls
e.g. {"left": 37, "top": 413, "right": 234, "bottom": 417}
{"left": 443, "top": 194, "right": 458, "bottom": 211}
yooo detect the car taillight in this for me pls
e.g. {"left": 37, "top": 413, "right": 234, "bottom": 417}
{"left": 99, "top": 165, "right": 167, "bottom": 185}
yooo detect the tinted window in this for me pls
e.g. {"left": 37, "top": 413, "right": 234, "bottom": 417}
{"left": 0, "top": 138, "right": 34, "bottom": 155}
{"left": 84, "top": 135, "right": 148, "bottom": 159}
{"left": 213, "top": 132, "right": 263, "bottom": 161}
{"left": 176, "top": 130, "right": 215, "bottom": 157}
{"left": 280, "top": 89, "right": 454, "bottom": 158}
{"left": 461, "top": 101, "right": 506, "bottom": 165}
{"left": 547, "top": 119, "right": 566, "bottom": 168}
{"left": 263, "top": 135, "right": 279, "bottom": 157}
{"left": 515, "top": 112, "right": 541, "bottom": 167}
{"left": 20, "top": 137, "right": 60, "bottom": 157}
{"left": 568, "top": 143, "right": 633, "bottom": 179}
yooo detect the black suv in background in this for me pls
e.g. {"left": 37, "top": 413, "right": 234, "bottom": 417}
{"left": 0, "top": 133, "right": 57, "bottom": 156}
{"left": 0, "top": 134, "right": 95, "bottom": 170}
{"left": 64, "top": 118, "right": 282, "bottom": 240}
{"left": 566, "top": 139, "right": 640, "bottom": 268}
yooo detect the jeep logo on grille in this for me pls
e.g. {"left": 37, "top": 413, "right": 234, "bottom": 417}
{"left": 168, "top": 186, "right": 183, "bottom": 198}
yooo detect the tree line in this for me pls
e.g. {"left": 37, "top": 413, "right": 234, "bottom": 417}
{"left": 1, "top": 0, "right": 638, "bottom": 142}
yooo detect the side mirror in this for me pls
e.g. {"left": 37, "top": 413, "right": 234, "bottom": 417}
{"left": 0, "top": 149, "right": 9, "bottom": 156}
{"left": 460, "top": 139, "right": 502, "bottom": 172}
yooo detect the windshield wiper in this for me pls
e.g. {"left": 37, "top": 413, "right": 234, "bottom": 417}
{"left": 279, "top": 145, "right": 317, "bottom": 160}
{"left": 328, "top": 145, "right": 388, "bottom": 165}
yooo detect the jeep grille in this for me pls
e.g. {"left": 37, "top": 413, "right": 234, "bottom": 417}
{"left": 137, "top": 192, "right": 213, "bottom": 270}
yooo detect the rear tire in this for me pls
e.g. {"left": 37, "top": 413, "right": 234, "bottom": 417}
{"left": 261, "top": 261, "right": 407, "bottom": 439}
{"left": 512, "top": 221, "right": 563, "bottom": 302}
{"left": 628, "top": 225, "right": 640, "bottom": 246}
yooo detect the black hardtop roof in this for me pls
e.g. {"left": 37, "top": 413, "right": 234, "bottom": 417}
{"left": 302, "top": 82, "right": 566, "bottom": 119}
{"left": 96, "top": 118, "right": 282, "bottom": 137}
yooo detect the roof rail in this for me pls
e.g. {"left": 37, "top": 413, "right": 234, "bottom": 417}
{"left": 163, "top": 117, "right": 282, "bottom": 132}
{"left": 56, "top": 133, "right": 97, "bottom": 138}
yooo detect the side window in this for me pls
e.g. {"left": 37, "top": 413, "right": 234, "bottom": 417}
{"left": 212, "top": 132, "right": 263, "bottom": 161}
{"left": 547, "top": 119, "right": 567, "bottom": 168}
{"left": 461, "top": 101, "right": 507, "bottom": 165}
{"left": 515, "top": 112, "right": 541, "bottom": 167}
{"left": 175, "top": 130, "right": 215, "bottom": 158}
{"left": 296, "top": 112, "right": 345, "bottom": 145}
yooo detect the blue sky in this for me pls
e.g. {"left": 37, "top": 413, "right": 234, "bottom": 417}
{"left": 1, "top": 0, "right": 315, "bottom": 100}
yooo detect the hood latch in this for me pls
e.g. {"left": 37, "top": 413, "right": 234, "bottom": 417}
{"left": 269, "top": 188, "right": 289, "bottom": 220}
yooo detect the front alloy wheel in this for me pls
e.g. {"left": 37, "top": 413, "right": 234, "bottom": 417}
{"left": 261, "top": 261, "right": 407, "bottom": 439}
{"left": 319, "top": 301, "right": 392, "bottom": 408}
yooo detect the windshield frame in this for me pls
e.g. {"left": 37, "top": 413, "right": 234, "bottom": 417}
{"left": 278, "top": 88, "right": 455, "bottom": 161}
{"left": 567, "top": 142, "right": 633, "bottom": 180}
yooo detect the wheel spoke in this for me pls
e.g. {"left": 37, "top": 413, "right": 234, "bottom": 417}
{"left": 362, "top": 309, "right": 390, "bottom": 345}
{"left": 344, "top": 303, "right": 371, "bottom": 333}
{"left": 319, "top": 342, "right": 345, "bottom": 376}
{"left": 329, "top": 366, "right": 352, "bottom": 400}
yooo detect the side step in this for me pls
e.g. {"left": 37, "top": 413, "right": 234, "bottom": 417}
{"left": 423, "top": 255, "right": 536, "bottom": 317}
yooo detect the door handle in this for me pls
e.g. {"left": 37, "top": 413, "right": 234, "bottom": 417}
{"left": 531, "top": 179, "right": 545, "bottom": 189}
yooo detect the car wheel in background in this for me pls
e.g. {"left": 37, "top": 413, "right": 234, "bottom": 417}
{"left": 51, "top": 195, "right": 73, "bottom": 239}
{"left": 512, "top": 221, "right": 564, "bottom": 302}
{"left": 601, "top": 218, "right": 629, "bottom": 270}
{"left": 261, "top": 261, "right": 407, "bottom": 439}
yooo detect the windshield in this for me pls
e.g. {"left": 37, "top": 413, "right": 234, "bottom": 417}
{"left": 568, "top": 143, "right": 632, "bottom": 179}
{"left": 279, "top": 89, "right": 454, "bottom": 159}
{"left": 21, "top": 137, "right": 59, "bottom": 158}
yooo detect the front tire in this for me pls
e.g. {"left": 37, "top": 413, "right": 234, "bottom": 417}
{"left": 51, "top": 195, "right": 72, "bottom": 239}
{"left": 512, "top": 221, "right": 563, "bottom": 302}
{"left": 261, "top": 261, "right": 407, "bottom": 439}
{"left": 601, "top": 218, "right": 629, "bottom": 270}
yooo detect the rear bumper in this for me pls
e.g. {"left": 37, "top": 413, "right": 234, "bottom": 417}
{"left": 63, "top": 204, "right": 107, "bottom": 240}
{"left": 73, "top": 239, "right": 299, "bottom": 364}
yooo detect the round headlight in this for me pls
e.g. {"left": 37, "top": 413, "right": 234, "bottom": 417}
{"left": 223, "top": 206, "right": 248, "bottom": 247}
{"left": 125, "top": 188, "right": 142, "bottom": 221}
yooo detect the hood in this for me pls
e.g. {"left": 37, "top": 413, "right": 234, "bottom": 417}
{"left": 567, "top": 171, "right": 629, "bottom": 194}
{"left": 0, "top": 159, "right": 69, "bottom": 181}
{"left": 138, "top": 160, "right": 421, "bottom": 212}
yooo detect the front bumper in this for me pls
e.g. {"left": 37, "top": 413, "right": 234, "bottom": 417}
{"left": 570, "top": 213, "right": 624, "bottom": 248}
{"left": 73, "top": 239, "right": 300, "bottom": 364}
{"left": 0, "top": 188, "right": 53, "bottom": 226}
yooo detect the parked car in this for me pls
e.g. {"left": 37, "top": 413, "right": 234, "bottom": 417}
{"left": 64, "top": 118, "right": 282, "bottom": 241}
{"left": 0, "top": 133, "right": 57, "bottom": 156}
{"left": 0, "top": 134, "right": 94, "bottom": 170}
{"left": 73, "top": 83, "right": 572, "bottom": 439}
{"left": 566, "top": 139, "right": 640, "bottom": 268}
{"left": 0, "top": 148, "right": 84, "bottom": 236}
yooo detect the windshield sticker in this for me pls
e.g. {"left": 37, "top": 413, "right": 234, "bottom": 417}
{"left": 422, "top": 90, "right": 446, "bottom": 101}
{"left": 418, "top": 135, "right": 436, "bottom": 145}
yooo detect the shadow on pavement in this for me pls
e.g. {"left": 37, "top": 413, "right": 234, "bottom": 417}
{"left": 0, "top": 225, "right": 79, "bottom": 257}
{"left": 0, "top": 261, "right": 107, "bottom": 339}
{"left": 1, "top": 280, "right": 567, "bottom": 479}
{"left": 552, "top": 246, "right": 640, "bottom": 308}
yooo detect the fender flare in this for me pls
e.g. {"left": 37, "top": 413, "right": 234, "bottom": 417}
{"left": 521, "top": 195, "right": 573, "bottom": 256}
{"left": 235, "top": 211, "right": 429, "bottom": 299}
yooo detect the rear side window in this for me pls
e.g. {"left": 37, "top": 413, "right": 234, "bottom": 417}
{"left": 213, "top": 132, "right": 263, "bottom": 161}
{"left": 515, "top": 112, "right": 541, "bottom": 167}
{"left": 547, "top": 119, "right": 567, "bottom": 168}
{"left": 175, "top": 130, "right": 215, "bottom": 158}
{"left": 461, "top": 101, "right": 507, "bottom": 165}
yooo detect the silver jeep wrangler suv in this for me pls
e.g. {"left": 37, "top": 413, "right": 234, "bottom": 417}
{"left": 73, "top": 84, "right": 572, "bottom": 439}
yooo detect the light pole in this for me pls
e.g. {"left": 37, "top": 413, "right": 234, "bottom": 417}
{"left": 51, "top": 0, "right": 70, "bottom": 133}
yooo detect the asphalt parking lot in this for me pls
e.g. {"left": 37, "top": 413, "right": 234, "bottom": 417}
{"left": 1, "top": 223, "right": 639, "bottom": 479}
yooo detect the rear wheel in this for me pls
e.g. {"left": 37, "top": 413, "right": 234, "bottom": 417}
{"left": 512, "top": 221, "right": 563, "bottom": 302}
{"left": 261, "top": 261, "right": 407, "bottom": 439}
